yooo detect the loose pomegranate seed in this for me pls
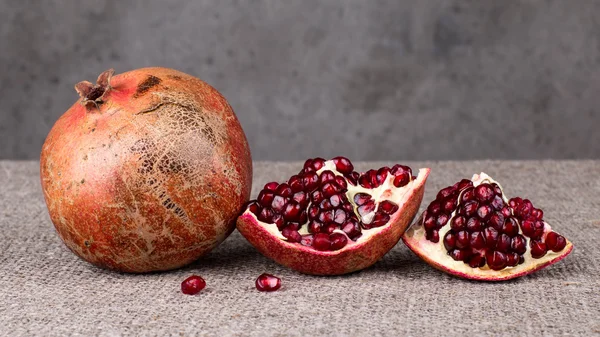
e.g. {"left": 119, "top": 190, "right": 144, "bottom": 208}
{"left": 486, "top": 251, "right": 507, "bottom": 270}
{"left": 530, "top": 240, "right": 547, "bottom": 258}
{"left": 545, "top": 231, "right": 567, "bottom": 252}
{"left": 181, "top": 275, "right": 206, "bottom": 295}
{"left": 255, "top": 273, "right": 281, "bottom": 292}
{"left": 313, "top": 233, "right": 331, "bottom": 251}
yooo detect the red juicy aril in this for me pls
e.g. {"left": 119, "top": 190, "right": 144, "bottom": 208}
{"left": 40, "top": 68, "right": 252, "bottom": 273}
{"left": 237, "top": 157, "right": 430, "bottom": 275}
{"left": 403, "top": 173, "right": 573, "bottom": 281}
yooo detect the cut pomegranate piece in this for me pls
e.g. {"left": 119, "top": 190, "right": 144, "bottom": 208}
{"left": 255, "top": 273, "right": 282, "bottom": 292}
{"left": 237, "top": 157, "right": 430, "bottom": 275}
{"left": 402, "top": 172, "right": 573, "bottom": 281}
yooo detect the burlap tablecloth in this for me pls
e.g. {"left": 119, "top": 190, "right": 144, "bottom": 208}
{"left": 1, "top": 160, "right": 598, "bottom": 336}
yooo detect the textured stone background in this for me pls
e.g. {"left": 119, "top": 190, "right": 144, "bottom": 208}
{"left": 1, "top": 0, "right": 599, "bottom": 160}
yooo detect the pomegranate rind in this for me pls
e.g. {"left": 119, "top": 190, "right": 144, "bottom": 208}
{"left": 237, "top": 168, "right": 430, "bottom": 275}
{"left": 402, "top": 172, "right": 573, "bottom": 281}
{"left": 40, "top": 68, "right": 252, "bottom": 273}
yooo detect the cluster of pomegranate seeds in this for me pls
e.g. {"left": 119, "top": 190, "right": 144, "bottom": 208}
{"left": 246, "top": 157, "right": 414, "bottom": 252}
{"left": 423, "top": 179, "right": 569, "bottom": 271}
{"left": 181, "top": 275, "right": 206, "bottom": 295}
{"left": 255, "top": 273, "right": 281, "bottom": 292}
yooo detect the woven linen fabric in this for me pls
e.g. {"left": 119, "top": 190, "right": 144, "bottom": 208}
{"left": 0, "top": 161, "right": 598, "bottom": 336}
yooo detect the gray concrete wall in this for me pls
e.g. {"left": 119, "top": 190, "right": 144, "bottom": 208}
{"left": 1, "top": 0, "right": 599, "bottom": 160}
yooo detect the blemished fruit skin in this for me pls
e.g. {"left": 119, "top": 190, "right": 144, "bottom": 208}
{"left": 40, "top": 67, "right": 252, "bottom": 273}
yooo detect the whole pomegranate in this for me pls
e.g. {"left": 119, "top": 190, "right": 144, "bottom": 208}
{"left": 40, "top": 68, "right": 252, "bottom": 273}
{"left": 237, "top": 157, "right": 430, "bottom": 275}
{"left": 402, "top": 173, "right": 572, "bottom": 281}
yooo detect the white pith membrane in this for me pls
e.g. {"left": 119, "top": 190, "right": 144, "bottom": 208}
{"left": 403, "top": 172, "right": 572, "bottom": 279}
{"left": 244, "top": 160, "right": 427, "bottom": 252}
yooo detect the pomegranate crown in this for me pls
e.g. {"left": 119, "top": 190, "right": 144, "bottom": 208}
{"left": 74, "top": 68, "right": 115, "bottom": 109}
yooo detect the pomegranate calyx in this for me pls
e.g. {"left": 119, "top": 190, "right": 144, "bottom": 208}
{"left": 74, "top": 68, "right": 115, "bottom": 109}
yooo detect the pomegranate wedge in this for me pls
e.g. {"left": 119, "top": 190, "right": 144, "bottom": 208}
{"left": 237, "top": 157, "right": 430, "bottom": 275}
{"left": 403, "top": 173, "right": 573, "bottom": 281}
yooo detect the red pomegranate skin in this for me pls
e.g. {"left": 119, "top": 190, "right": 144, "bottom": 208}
{"left": 40, "top": 67, "right": 252, "bottom": 273}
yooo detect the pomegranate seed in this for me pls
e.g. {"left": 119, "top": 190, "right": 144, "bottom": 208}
{"left": 436, "top": 214, "right": 450, "bottom": 228}
{"left": 342, "top": 220, "right": 361, "bottom": 239}
{"left": 509, "top": 197, "right": 522, "bottom": 208}
{"left": 501, "top": 206, "right": 512, "bottom": 218}
{"left": 258, "top": 208, "right": 274, "bottom": 223}
{"left": 437, "top": 186, "right": 456, "bottom": 201}
{"left": 530, "top": 240, "right": 547, "bottom": 258}
{"left": 470, "top": 231, "right": 486, "bottom": 249}
{"left": 511, "top": 235, "right": 527, "bottom": 255}
{"left": 272, "top": 214, "right": 285, "bottom": 229}
{"left": 427, "top": 201, "right": 442, "bottom": 215}
{"left": 248, "top": 201, "right": 261, "bottom": 216}
{"left": 506, "top": 252, "right": 519, "bottom": 267}
{"left": 276, "top": 184, "right": 293, "bottom": 197}
{"left": 502, "top": 218, "right": 519, "bottom": 237}
{"left": 475, "top": 184, "right": 495, "bottom": 204}
{"left": 318, "top": 210, "right": 334, "bottom": 223}
{"left": 530, "top": 208, "right": 544, "bottom": 220}
{"left": 264, "top": 182, "right": 279, "bottom": 191}
{"left": 335, "top": 176, "right": 348, "bottom": 189}
{"left": 488, "top": 212, "right": 504, "bottom": 230}
{"left": 258, "top": 191, "right": 275, "bottom": 207}
{"left": 376, "top": 167, "right": 390, "bottom": 185}
{"left": 311, "top": 190, "right": 324, "bottom": 203}
{"left": 353, "top": 193, "right": 372, "bottom": 206}
{"left": 462, "top": 201, "right": 479, "bottom": 217}
{"left": 392, "top": 172, "right": 410, "bottom": 187}
{"left": 460, "top": 187, "right": 475, "bottom": 203}
{"left": 390, "top": 164, "right": 411, "bottom": 175}
{"left": 283, "top": 202, "right": 301, "bottom": 221}
{"left": 455, "top": 231, "right": 470, "bottom": 249}
{"left": 302, "top": 172, "right": 319, "bottom": 192}
{"left": 320, "top": 199, "right": 333, "bottom": 211}
{"left": 308, "top": 205, "right": 320, "bottom": 219}
{"left": 288, "top": 175, "right": 304, "bottom": 192}
{"left": 308, "top": 221, "right": 322, "bottom": 233}
{"left": 313, "top": 233, "right": 331, "bottom": 251}
{"left": 532, "top": 221, "right": 545, "bottom": 239}
{"left": 466, "top": 217, "right": 482, "bottom": 232}
{"left": 312, "top": 158, "right": 326, "bottom": 170}
{"left": 286, "top": 221, "right": 301, "bottom": 230}
{"left": 357, "top": 202, "right": 376, "bottom": 217}
{"left": 332, "top": 156, "right": 354, "bottom": 174}
{"left": 486, "top": 251, "right": 507, "bottom": 270}
{"left": 282, "top": 228, "right": 302, "bottom": 242}
{"left": 370, "top": 212, "right": 390, "bottom": 227}
{"left": 442, "top": 198, "right": 457, "bottom": 213}
{"left": 321, "top": 182, "right": 339, "bottom": 197}
{"left": 496, "top": 234, "right": 511, "bottom": 253}
{"left": 468, "top": 254, "right": 486, "bottom": 268}
{"left": 346, "top": 171, "right": 360, "bottom": 185}
{"left": 443, "top": 232, "right": 456, "bottom": 250}
{"left": 320, "top": 171, "right": 336, "bottom": 185}
{"left": 293, "top": 192, "right": 308, "bottom": 206}
{"left": 255, "top": 273, "right": 281, "bottom": 292}
{"left": 545, "top": 232, "right": 567, "bottom": 252}
{"left": 424, "top": 215, "right": 437, "bottom": 231}
{"left": 491, "top": 183, "right": 502, "bottom": 195}
{"left": 330, "top": 233, "right": 348, "bottom": 250}
{"left": 450, "top": 249, "right": 471, "bottom": 262}
{"left": 450, "top": 216, "right": 466, "bottom": 231}
{"left": 303, "top": 159, "right": 313, "bottom": 170}
{"left": 329, "top": 194, "right": 341, "bottom": 207}
{"left": 378, "top": 200, "right": 399, "bottom": 215}
{"left": 490, "top": 196, "right": 505, "bottom": 211}
{"left": 457, "top": 179, "right": 473, "bottom": 190}
{"left": 343, "top": 202, "right": 354, "bottom": 212}
{"left": 426, "top": 229, "right": 440, "bottom": 243}
{"left": 300, "top": 234, "right": 314, "bottom": 246}
{"left": 367, "top": 170, "right": 379, "bottom": 187}
{"left": 323, "top": 223, "right": 337, "bottom": 234}
{"left": 334, "top": 209, "right": 347, "bottom": 224}
{"left": 516, "top": 200, "right": 533, "bottom": 218}
{"left": 484, "top": 227, "right": 499, "bottom": 249}
{"left": 181, "top": 275, "right": 206, "bottom": 295}
{"left": 271, "top": 195, "right": 286, "bottom": 212}
{"left": 477, "top": 205, "right": 493, "bottom": 221}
